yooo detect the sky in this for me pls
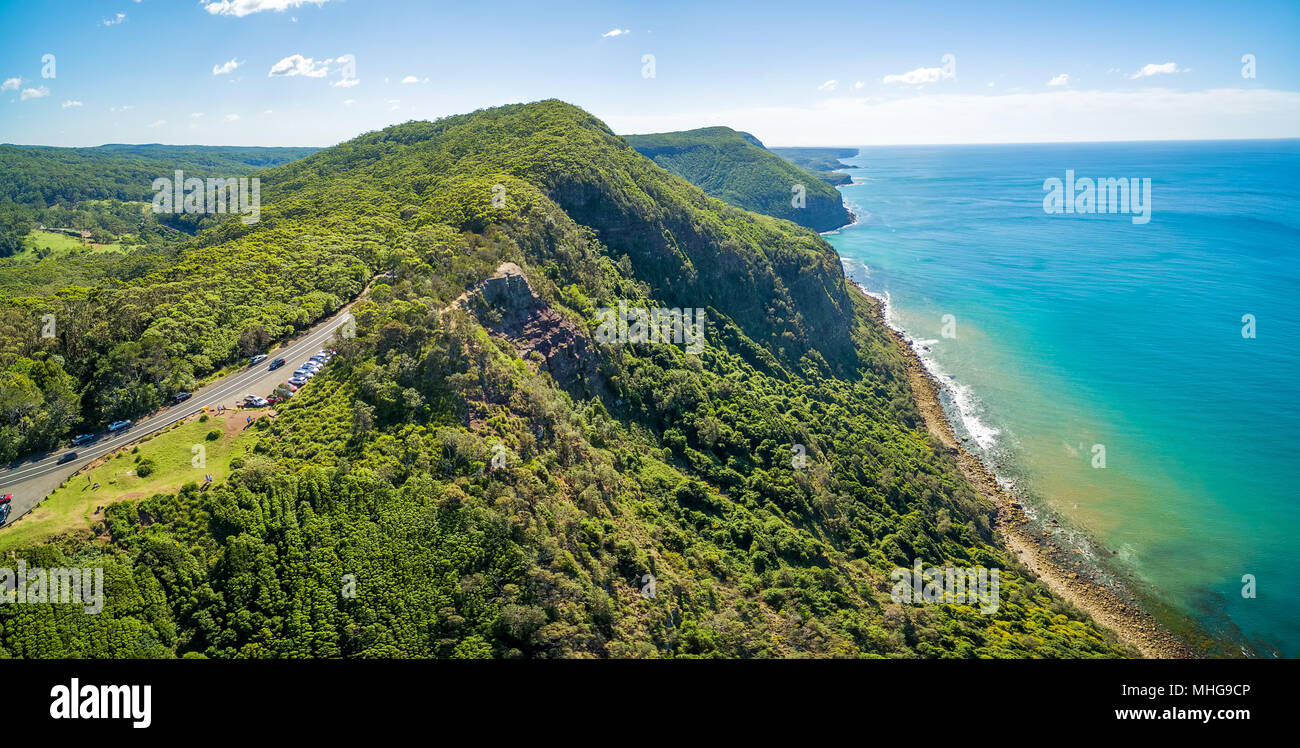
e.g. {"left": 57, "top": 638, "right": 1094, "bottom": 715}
{"left": 1, "top": 0, "right": 1298, "bottom": 147}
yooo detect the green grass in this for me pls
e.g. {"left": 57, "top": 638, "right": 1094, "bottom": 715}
{"left": 5, "top": 229, "right": 125, "bottom": 263}
{"left": 0, "top": 413, "right": 259, "bottom": 552}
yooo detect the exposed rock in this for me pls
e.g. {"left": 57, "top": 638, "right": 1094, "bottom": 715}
{"left": 459, "top": 262, "right": 603, "bottom": 398}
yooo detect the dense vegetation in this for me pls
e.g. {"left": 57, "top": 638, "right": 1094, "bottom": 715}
{"left": 623, "top": 127, "right": 852, "bottom": 232}
{"left": 0, "top": 144, "right": 319, "bottom": 206}
{"left": 0, "top": 101, "right": 1128, "bottom": 658}
{"left": 769, "top": 146, "right": 858, "bottom": 186}
{"left": 0, "top": 145, "right": 356, "bottom": 460}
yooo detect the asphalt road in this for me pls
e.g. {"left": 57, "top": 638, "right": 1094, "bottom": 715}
{"left": 0, "top": 305, "right": 356, "bottom": 526}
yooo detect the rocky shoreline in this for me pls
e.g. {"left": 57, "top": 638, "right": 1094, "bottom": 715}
{"left": 855, "top": 283, "right": 1196, "bottom": 659}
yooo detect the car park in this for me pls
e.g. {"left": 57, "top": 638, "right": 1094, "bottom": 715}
{"left": 71, "top": 433, "right": 95, "bottom": 446}
{"left": 58, "top": 452, "right": 78, "bottom": 465}
{"left": 250, "top": 354, "right": 268, "bottom": 365}
{"left": 269, "top": 358, "right": 287, "bottom": 370}
{"left": 107, "top": 420, "right": 132, "bottom": 433}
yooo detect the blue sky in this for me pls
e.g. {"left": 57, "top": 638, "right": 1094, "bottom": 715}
{"left": 2, "top": 0, "right": 1298, "bottom": 147}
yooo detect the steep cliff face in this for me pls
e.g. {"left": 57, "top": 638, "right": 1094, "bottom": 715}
{"left": 462, "top": 262, "right": 601, "bottom": 397}
{"left": 623, "top": 127, "right": 853, "bottom": 232}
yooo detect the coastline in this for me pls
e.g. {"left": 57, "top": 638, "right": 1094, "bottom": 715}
{"left": 851, "top": 280, "right": 1195, "bottom": 659}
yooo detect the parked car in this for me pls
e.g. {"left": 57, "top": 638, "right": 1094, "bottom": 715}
{"left": 301, "top": 361, "right": 321, "bottom": 371}
{"left": 250, "top": 354, "right": 268, "bottom": 365}
{"left": 172, "top": 391, "right": 192, "bottom": 404}
{"left": 310, "top": 354, "right": 329, "bottom": 364}
{"left": 288, "top": 376, "right": 308, "bottom": 386}
{"left": 71, "top": 433, "right": 95, "bottom": 446}
{"left": 107, "top": 419, "right": 131, "bottom": 433}
{"left": 281, "top": 382, "right": 299, "bottom": 392}
{"left": 267, "top": 396, "right": 283, "bottom": 405}
{"left": 58, "top": 452, "right": 78, "bottom": 465}
{"left": 0, "top": 494, "right": 10, "bottom": 524}
{"left": 293, "top": 369, "right": 314, "bottom": 379}
{"left": 269, "top": 357, "right": 287, "bottom": 370}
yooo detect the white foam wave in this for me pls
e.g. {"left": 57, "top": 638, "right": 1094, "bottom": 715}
{"left": 853, "top": 285, "right": 1002, "bottom": 453}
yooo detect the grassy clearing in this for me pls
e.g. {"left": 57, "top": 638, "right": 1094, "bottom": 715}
{"left": 0, "top": 413, "right": 262, "bottom": 552}
{"left": 6, "top": 229, "right": 125, "bottom": 262}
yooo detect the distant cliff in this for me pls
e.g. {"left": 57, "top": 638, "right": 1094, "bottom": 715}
{"left": 769, "top": 147, "right": 858, "bottom": 186}
{"left": 623, "top": 127, "right": 853, "bottom": 232}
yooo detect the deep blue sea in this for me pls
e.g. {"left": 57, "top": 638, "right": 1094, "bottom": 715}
{"left": 823, "top": 140, "right": 1300, "bottom": 657}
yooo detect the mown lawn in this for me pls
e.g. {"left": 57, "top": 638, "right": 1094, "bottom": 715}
{"left": 0, "top": 413, "right": 262, "bottom": 552}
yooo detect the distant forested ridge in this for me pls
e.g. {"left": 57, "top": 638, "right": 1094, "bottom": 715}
{"left": 623, "top": 127, "right": 853, "bottom": 232}
{"left": 769, "top": 147, "right": 859, "bottom": 186}
{"left": 0, "top": 101, "right": 1128, "bottom": 659}
{"left": 0, "top": 144, "right": 319, "bottom": 206}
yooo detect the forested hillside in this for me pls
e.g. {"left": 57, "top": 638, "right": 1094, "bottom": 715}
{"left": 623, "top": 127, "right": 853, "bottom": 232}
{"left": 0, "top": 144, "right": 319, "bottom": 206}
{"left": 0, "top": 101, "right": 1128, "bottom": 658}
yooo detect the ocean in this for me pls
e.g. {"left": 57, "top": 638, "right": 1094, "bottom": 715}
{"left": 823, "top": 140, "right": 1300, "bottom": 657}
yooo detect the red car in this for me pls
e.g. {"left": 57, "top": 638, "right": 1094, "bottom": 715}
{"left": 0, "top": 494, "right": 11, "bottom": 504}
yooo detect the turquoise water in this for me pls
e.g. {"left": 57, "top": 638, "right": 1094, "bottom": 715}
{"left": 824, "top": 140, "right": 1300, "bottom": 657}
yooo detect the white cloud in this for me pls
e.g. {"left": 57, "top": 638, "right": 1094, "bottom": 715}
{"left": 603, "top": 88, "right": 1300, "bottom": 145}
{"left": 61, "top": 100, "right": 82, "bottom": 108}
{"left": 213, "top": 59, "right": 241, "bottom": 76}
{"left": 203, "top": 0, "right": 331, "bottom": 17}
{"left": 109, "top": 104, "right": 133, "bottom": 112}
{"left": 817, "top": 79, "right": 838, "bottom": 92}
{"left": 883, "top": 66, "right": 944, "bottom": 85}
{"left": 1047, "top": 73, "right": 1070, "bottom": 86}
{"left": 331, "top": 76, "right": 358, "bottom": 88}
{"left": 854, "top": 81, "right": 864, "bottom": 89}
{"left": 190, "top": 112, "right": 204, "bottom": 118}
{"left": 103, "top": 13, "right": 126, "bottom": 26}
{"left": 386, "top": 98, "right": 400, "bottom": 110}
{"left": 400, "top": 75, "right": 419, "bottom": 84}
{"left": 147, "top": 119, "right": 166, "bottom": 128}
{"left": 224, "top": 113, "right": 241, "bottom": 121}
{"left": 269, "top": 54, "right": 331, "bottom": 78}
{"left": 1, "top": 77, "right": 20, "bottom": 91}
{"left": 988, "top": 82, "right": 996, "bottom": 88}
{"left": 1130, "top": 62, "right": 1186, "bottom": 79}
{"left": 602, "top": 28, "right": 630, "bottom": 38}
{"left": 20, "top": 86, "right": 49, "bottom": 101}
{"left": 342, "top": 99, "right": 355, "bottom": 107}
